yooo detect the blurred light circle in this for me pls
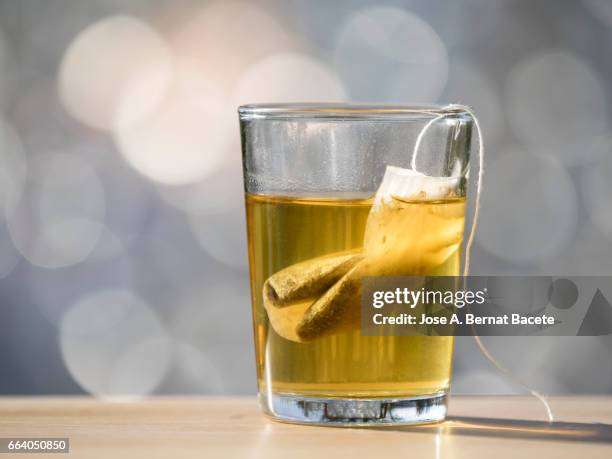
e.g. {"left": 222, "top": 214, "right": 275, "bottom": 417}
{"left": 114, "top": 59, "right": 231, "bottom": 186}
{"left": 171, "top": 342, "right": 225, "bottom": 394}
{"left": 27, "top": 243, "right": 133, "bottom": 327}
{"left": 60, "top": 289, "right": 170, "bottom": 398}
{"left": 583, "top": 0, "right": 612, "bottom": 28}
{"left": 441, "top": 62, "right": 503, "bottom": 143}
{"left": 32, "top": 219, "right": 104, "bottom": 267}
{"left": 157, "top": 151, "right": 243, "bottom": 216}
{"left": 172, "top": 0, "right": 294, "bottom": 83}
{"left": 6, "top": 153, "right": 105, "bottom": 268}
{"left": 59, "top": 15, "right": 173, "bottom": 131}
{"left": 233, "top": 52, "right": 347, "bottom": 104}
{"left": 333, "top": 6, "right": 448, "bottom": 102}
{"left": 581, "top": 153, "right": 612, "bottom": 239}
{"left": 505, "top": 51, "right": 609, "bottom": 165}
{"left": 107, "top": 337, "right": 170, "bottom": 398}
{"left": 478, "top": 150, "right": 578, "bottom": 263}
{"left": 189, "top": 210, "right": 248, "bottom": 270}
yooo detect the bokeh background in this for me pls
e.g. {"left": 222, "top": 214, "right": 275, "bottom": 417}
{"left": 1, "top": 0, "right": 611, "bottom": 397}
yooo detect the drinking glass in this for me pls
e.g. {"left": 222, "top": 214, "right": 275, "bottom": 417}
{"left": 239, "top": 104, "right": 473, "bottom": 426}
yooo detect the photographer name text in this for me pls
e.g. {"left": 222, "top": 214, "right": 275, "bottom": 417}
{"left": 372, "top": 312, "right": 555, "bottom": 326}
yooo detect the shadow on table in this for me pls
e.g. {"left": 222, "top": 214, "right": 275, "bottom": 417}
{"left": 404, "top": 416, "right": 612, "bottom": 444}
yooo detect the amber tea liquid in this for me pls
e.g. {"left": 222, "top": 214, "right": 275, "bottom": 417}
{"left": 246, "top": 193, "right": 465, "bottom": 398}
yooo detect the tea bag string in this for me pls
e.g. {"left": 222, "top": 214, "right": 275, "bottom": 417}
{"left": 412, "top": 105, "right": 554, "bottom": 423}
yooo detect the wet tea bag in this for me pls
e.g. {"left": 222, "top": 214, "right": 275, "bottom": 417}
{"left": 370, "top": 166, "right": 460, "bottom": 211}
{"left": 262, "top": 250, "right": 363, "bottom": 342}
{"left": 263, "top": 250, "right": 363, "bottom": 307}
{"left": 264, "top": 166, "right": 464, "bottom": 342}
{"left": 297, "top": 166, "right": 464, "bottom": 340}
{"left": 363, "top": 166, "right": 463, "bottom": 267}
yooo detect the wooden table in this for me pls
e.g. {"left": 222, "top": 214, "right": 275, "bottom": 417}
{"left": 0, "top": 396, "right": 611, "bottom": 458}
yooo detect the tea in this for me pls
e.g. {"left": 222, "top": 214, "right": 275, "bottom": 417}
{"left": 245, "top": 193, "right": 465, "bottom": 398}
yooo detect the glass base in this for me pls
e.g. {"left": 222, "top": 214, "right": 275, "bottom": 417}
{"left": 259, "top": 392, "right": 448, "bottom": 426}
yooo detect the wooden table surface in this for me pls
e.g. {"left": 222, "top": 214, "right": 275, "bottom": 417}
{"left": 0, "top": 396, "right": 611, "bottom": 458}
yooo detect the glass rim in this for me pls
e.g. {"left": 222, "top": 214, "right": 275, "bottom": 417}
{"left": 238, "top": 103, "right": 472, "bottom": 121}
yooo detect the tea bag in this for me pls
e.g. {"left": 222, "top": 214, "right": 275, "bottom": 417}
{"left": 264, "top": 166, "right": 463, "bottom": 342}
{"left": 370, "top": 166, "right": 460, "bottom": 212}
{"left": 263, "top": 250, "right": 363, "bottom": 307}
{"left": 363, "top": 167, "right": 464, "bottom": 268}
{"left": 296, "top": 167, "right": 463, "bottom": 340}
{"left": 263, "top": 250, "right": 363, "bottom": 342}
{"left": 263, "top": 297, "right": 315, "bottom": 343}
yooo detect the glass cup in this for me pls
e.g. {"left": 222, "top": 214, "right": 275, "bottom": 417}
{"left": 238, "top": 104, "right": 473, "bottom": 426}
